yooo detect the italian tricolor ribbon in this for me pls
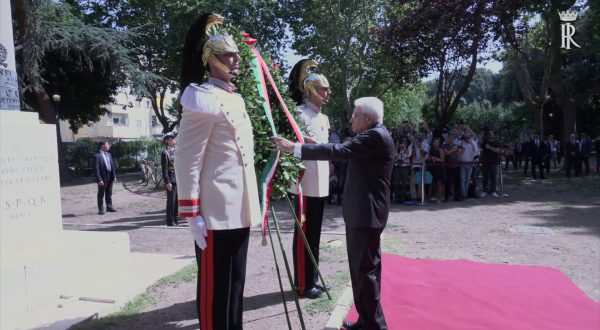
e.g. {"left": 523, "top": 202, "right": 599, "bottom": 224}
{"left": 244, "top": 35, "right": 305, "bottom": 245}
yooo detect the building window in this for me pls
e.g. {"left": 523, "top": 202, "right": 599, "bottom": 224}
{"left": 151, "top": 116, "right": 160, "bottom": 127}
{"left": 112, "top": 114, "right": 129, "bottom": 126}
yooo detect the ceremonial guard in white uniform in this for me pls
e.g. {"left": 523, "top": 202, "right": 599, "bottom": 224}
{"left": 176, "top": 13, "right": 260, "bottom": 330}
{"left": 288, "top": 59, "right": 332, "bottom": 299}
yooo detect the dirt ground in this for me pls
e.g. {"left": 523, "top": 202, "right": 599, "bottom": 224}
{"left": 62, "top": 166, "right": 600, "bottom": 330}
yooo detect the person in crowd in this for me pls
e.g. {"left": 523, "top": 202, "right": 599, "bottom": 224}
{"left": 565, "top": 133, "right": 581, "bottom": 177}
{"left": 176, "top": 13, "right": 261, "bottom": 329}
{"left": 287, "top": 58, "right": 333, "bottom": 299}
{"left": 480, "top": 130, "right": 502, "bottom": 197}
{"left": 161, "top": 132, "right": 178, "bottom": 226}
{"left": 522, "top": 133, "right": 533, "bottom": 176}
{"left": 329, "top": 126, "right": 341, "bottom": 144}
{"left": 94, "top": 141, "right": 117, "bottom": 215}
{"left": 328, "top": 162, "right": 342, "bottom": 204}
{"left": 579, "top": 133, "right": 591, "bottom": 175}
{"left": 410, "top": 136, "right": 429, "bottom": 200}
{"left": 545, "top": 134, "right": 559, "bottom": 171}
{"left": 393, "top": 137, "right": 412, "bottom": 203}
{"left": 528, "top": 132, "right": 548, "bottom": 179}
{"left": 272, "top": 96, "right": 395, "bottom": 330}
{"left": 427, "top": 137, "right": 446, "bottom": 203}
{"left": 504, "top": 143, "right": 516, "bottom": 171}
{"left": 457, "top": 131, "right": 479, "bottom": 199}
{"left": 514, "top": 139, "right": 524, "bottom": 169}
{"left": 443, "top": 133, "right": 462, "bottom": 202}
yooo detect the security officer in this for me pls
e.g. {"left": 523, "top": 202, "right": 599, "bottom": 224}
{"left": 288, "top": 59, "right": 332, "bottom": 299}
{"left": 161, "top": 132, "right": 178, "bottom": 226}
{"left": 176, "top": 13, "right": 261, "bottom": 330}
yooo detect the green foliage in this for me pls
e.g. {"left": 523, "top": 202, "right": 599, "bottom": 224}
{"left": 70, "top": 0, "right": 288, "bottom": 133}
{"left": 452, "top": 102, "right": 527, "bottom": 142}
{"left": 282, "top": 0, "right": 397, "bottom": 125}
{"left": 63, "top": 139, "right": 98, "bottom": 176}
{"left": 382, "top": 83, "right": 426, "bottom": 128}
{"left": 64, "top": 138, "right": 163, "bottom": 175}
{"left": 14, "top": 1, "right": 163, "bottom": 130}
{"left": 215, "top": 25, "right": 302, "bottom": 199}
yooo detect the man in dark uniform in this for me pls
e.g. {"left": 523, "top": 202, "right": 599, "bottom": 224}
{"left": 273, "top": 96, "right": 395, "bottom": 330}
{"left": 161, "top": 132, "right": 178, "bottom": 226}
{"left": 93, "top": 141, "right": 117, "bottom": 214}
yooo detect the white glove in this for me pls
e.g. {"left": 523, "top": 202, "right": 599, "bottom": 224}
{"left": 188, "top": 215, "right": 208, "bottom": 250}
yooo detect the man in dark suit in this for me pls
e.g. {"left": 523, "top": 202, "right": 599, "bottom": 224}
{"left": 161, "top": 132, "right": 178, "bottom": 226}
{"left": 565, "top": 133, "right": 581, "bottom": 177}
{"left": 273, "top": 97, "right": 395, "bottom": 330}
{"left": 522, "top": 134, "right": 533, "bottom": 175}
{"left": 527, "top": 133, "right": 548, "bottom": 179}
{"left": 579, "top": 133, "right": 591, "bottom": 175}
{"left": 514, "top": 140, "right": 523, "bottom": 169}
{"left": 94, "top": 141, "right": 117, "bottom": 214}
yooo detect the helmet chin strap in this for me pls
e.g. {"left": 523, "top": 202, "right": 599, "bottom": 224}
{"left": 307, "top": 85, "right": 324, "bottom": 103}
{"left": 208, "top": 56, "right": 236, "bottom": 79}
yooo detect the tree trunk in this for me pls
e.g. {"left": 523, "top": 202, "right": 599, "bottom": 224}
{"left": 33, "top": 90, "right": 72, "bottom": 183}
{"left": 534, "top": 104, "right": 544, "bottom": 136}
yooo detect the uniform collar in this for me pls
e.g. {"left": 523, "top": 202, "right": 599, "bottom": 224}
{"left": 208, "top": 77, "right": 236, "bottom": 93}
{"left": 304, "top": 101, "right": 321, "bottom": 114}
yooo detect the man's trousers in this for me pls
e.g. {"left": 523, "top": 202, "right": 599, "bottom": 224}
{"left": 97, "top": 180, "right": 113, "bottom": 211}
{"left": 166, "top": 183, "right": 178, "bottom": 226}
{"left": 291, "top": 194, "right": 326, "bottom": 295}
{"left": 194, "top": 227, "right": 249, "bottom": 330}
{"left": 346, "top": 227, "right": 388, "bottom": 330}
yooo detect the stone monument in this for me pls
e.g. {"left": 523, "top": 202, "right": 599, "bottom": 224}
{"left": 1, "top": 3, "right": 190, "bottom": 329}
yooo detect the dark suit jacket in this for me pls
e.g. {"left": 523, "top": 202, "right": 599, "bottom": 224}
{"left": 301, "top": 123, "right": 396, "bottom": 229}
{"left": 161, "top": 149, "right": 176, "bottom": 184}
{"left": 565, "top": 140, "right": 580, "bottom": 158}
{"left": 94, "top": 151, "right": 116, "bottom": 183}
{"left": 580, "top": 140, "right": 591, "bottom": 156}
{"left": 527, "top": 140, "right": 548, "bottom": 161}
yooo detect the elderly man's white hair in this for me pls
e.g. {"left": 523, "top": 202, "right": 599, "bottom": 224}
{"left": 354, "top": 97, "right": 384, "bottom": 124}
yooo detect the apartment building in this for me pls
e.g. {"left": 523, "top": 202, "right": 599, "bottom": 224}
{"left": 59, "top": 89, "right": 175, "bottom": 142}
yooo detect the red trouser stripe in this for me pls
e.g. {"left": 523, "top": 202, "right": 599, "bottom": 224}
{"left": 296, "top": 196, "right": 308, "bottom": 294}
{"left": 206, "top": 231, "right": 214, "bottom": 330}
{"left": 200, "top": 231, "right": 214, "bottom": 330}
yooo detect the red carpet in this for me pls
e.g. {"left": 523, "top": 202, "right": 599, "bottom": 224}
{"left": 344, "top": 254, "right": 600, "bottom": 330}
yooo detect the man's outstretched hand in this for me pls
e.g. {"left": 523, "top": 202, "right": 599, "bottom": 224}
{"left": 271, "top": 136, "right": 295, "bottom": 153}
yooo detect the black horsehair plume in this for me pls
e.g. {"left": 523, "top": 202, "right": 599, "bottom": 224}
{"left": 288, "top": 59, "right": 317, "bottom": 106}
{"left": 180, "top": 12, "right": 218, "bottom": 92}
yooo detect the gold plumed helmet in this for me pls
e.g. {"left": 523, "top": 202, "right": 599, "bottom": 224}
{"left": 200, "top": 14, "right": 240, "bottom": 75}
{"left": 289, "top": 59, "right": 330, "bottom": 104}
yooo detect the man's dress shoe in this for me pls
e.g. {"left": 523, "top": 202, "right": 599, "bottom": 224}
{"left": 106, "top": 207, "right": 117, "bottom": 212}
{"left": 342, "top": 321, "right": 364, "bottom": 330}
{"left": 98, "top": 210, "right": 105, "bottom": 215}
{"left": 315, "top": 281, "right": 330, "bottom": 291}
{"left": 301, "top": 287, "right": 323, "bottom": 299}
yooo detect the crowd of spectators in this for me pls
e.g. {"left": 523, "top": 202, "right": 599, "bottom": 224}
{"left": 327, "top": 121, "right": 598, "bottom": 205}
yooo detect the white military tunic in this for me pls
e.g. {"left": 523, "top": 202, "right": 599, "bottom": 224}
{"left": 289, "top": 102, "right": 330, "bottom": 197}
{"left": 176, "top": 80, "right": 261, "bottom": 230}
